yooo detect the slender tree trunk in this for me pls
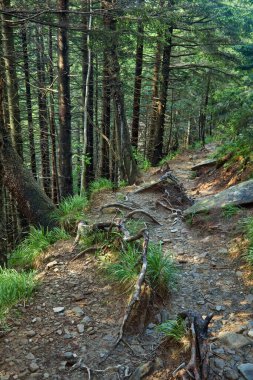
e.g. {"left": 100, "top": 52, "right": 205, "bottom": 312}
{"left": 103, "top": 0, "right": 138, "bottom": 184}
{"left": 48, "top": 27, "right": 60, "bottom": 204}
{"left": 131, "top": 0, "right": 144, "bottom": 149}
{"left": 101, "top": 53, "right": 111, "bottom": 178}
{"left": 58, "top": 0, "right": 73, "bottom": 197}
{"left": 80, "top": 0, "right": 93, "bottom": 192}
{"left": 21, "top": 26, "right": 37, "bottom": 178}
{"left": 36, "top": 27, "right": 51, "bottom": 198}
{"left": 86, "top": 57, "right": 94, "bottom": 185}
{"left": 0, "top": 77, "right": 7, "bottom": 265}
{"left": 147, "top": 38, "right": 162, "bottom": 161}
{"left": 199, "top": 73, "right": 211, "bottom": 146}
{"left": 1, "top": 0, "right": 23, "bottom": 159}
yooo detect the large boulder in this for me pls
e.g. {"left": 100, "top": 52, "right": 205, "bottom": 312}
{"left": 191, "top": 159, "right": 217, "bottom": 171}
{"left": 184, "top": 179, "right": 253, "bottom": 216}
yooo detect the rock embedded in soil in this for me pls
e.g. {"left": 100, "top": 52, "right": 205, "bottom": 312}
{"left": 238, "top": 363, "right": 253, "bottom": 380}
{"left": 29, "top": 361, "right": 39, "bottom": 372}
{"left": 223, "top": 367, "right": 239, "bottom": 380}
{"left": 218, "top": 332, "right": 252, "bottom": 349}
{"left": 53, "top": 307, "right": 65, "bottom": 313}
{"left": 71, "top": 306, "right": 84, "bottom": 316}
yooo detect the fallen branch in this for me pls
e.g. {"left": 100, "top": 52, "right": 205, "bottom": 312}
{"left": 156, "top": 200, "right": 182, "bottom": 216}
{"left": 100, "top": 229, "right": 150, "bottom": 363}
{"left": 69, "top": 246, "right": 101, "bottom": 262}
{"left": 174, "top": 311, "right": 214, "bottom": 380}
{"left": 125, "top": 209, "right": 162, "bottom": 225}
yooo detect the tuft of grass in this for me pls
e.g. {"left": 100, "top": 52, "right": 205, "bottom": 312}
{"left": 159, "top": 151, "right": 178, "bottom": 166}
{"left": 222, "top": 204, "right": 241, "bottom": 219}
{"left": 156, "top": 317, "right": 187, "bottom": 342}
{"left": 133, "top": 149, "right": 151, "bottom": 171}
{"left": 100, "top": 241, "right": 177, "bottom": 294}
{"left": 52, "top": 194, "right": 88, "bottom": 231}
{"left": 89, "top": 178, "right": 113, "bottom": 194}
{"left": 8, "top": 227, "right": 70, "bottom": 269}
{"left": 0, "top": 269, "right": 37, "bottom": 321}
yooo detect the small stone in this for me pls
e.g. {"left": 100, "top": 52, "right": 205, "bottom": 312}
{"left": 64, "top": 334, "right": 72, "bottom": 339}
{"left": 147, "top": 323, "right": 156, "bottom": 329}
{"left": 214, "top": 358, "right": 225, "bottom": 370}
{"left": 160, "top": 309, "right": 169, "bottom": 323}
{"left": 238, "top": 363, "right": 253, "bottom": 380}
{"left": 87, "top": 327, "right": 94, "bottom": 333}
{"left": 72, "top": 306, "right": 84, "bottom": 317}
{"left": 245, "top": 294, "right": 253, "bottom": 303}
{"left": 63, "top": 352, "right": 75, "bottom": 360}
{"left": 46, "top": 260, "right": 58, "bottom": 269}
{"left": 170, "top": 228, "right": 178, "bottom": 233}
{"left": 129, "top": 361, "right": 153, "bottom": 380}
{"left": 236, "top": 271, "right": 243, "bottom": 278}
{"left": 223, "top": 367, "right": 238, "bottom": 380}
{"left": 197, "top": 300, "right": 205, "bottom": 305}
{"left": 248, "top": 329, "right": 253, "bottom": 338}
{"left": 77, "top": 324, "right": 84, "bottom": 333}
{"left": 26, "top": 353, "right": 35, "bottom": 360}
{"left": 216, "top": 305, "right": 225, "bottom": 312}
{"left": 26, "top": 330, "right": 36, "bottom": 338}
{"left": 43, "top": 374, "right": 50, "bottom": 379}
{"left": 56, "top": 330, "right": 63, "bottom": 335}
{"left": 73, "top": 293, "right": 85, "bottom": 301}
{"left": 81, "top": 316, "right": 92, "bottom": 325}
{"left": 53, "top": 307, "right": 65, "bottom": 313}
{"left": 29, "top": 361, "right": 39, "bottom": 372}
{"left": 218, "top": 332, "right": 251, "bottom": 349}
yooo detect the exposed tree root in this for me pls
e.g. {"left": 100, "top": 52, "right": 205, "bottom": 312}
{"left": 173, "top": 311, "right": 214, "bottom": 380}
{"left": 69, "top": 246, "right": 101, "bottom": 262}
{"left": 125, "top": 209, "right": 162, "bottom": 225}
{"left": 100, "top": 203, "right": 134, "bottom": 213}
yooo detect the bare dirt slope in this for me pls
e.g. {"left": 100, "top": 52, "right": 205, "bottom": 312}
{"left": 0, "top": 145, "right": 253, "bottom": 380}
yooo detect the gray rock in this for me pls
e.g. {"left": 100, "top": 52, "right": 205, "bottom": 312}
{"left": 214, "top": 358, "right": 225, "bottom": 370}
{"left": 29, "top": 361, "right": 39, "bottom": 372}
{"left": 218, "top": 332, "right": 252, "bottom": 349}
{"left": 184, "top": 179, "right": 253, "bottom": 215}
{"left": 245, "top": 295, "right": 253, "bottom": 304}
{"left": 248, "top": 329, "right": 253, "bottom": 338}
{"left": 72, "top": 306, "right": 84, "bottom": 317}
{"left": 238, "top": 363, "right": 253, "bottom": 380}
{"left": 46, "top": 260, "right": 58, "bottom": 269}
{"left": 53, "top": 307, "right": 65, "bottom": 313}
{"left": 191, "top": 159, "right": 217, "bottom": 171}
{"left": 81, "top": 316, "right": 92, "bottom": 325}
{"left": 224, "top": 367, "right": 239, "bottom": 380}
{"left": 160, "top": 309, "right": 169, "bottom": 323}
{"left": 26, "top": 353, "right": 35, "bottom": 360}
{"left": 26, "top": 330, "right": 36, "bottom": 338}
{"left": 43, "top": 374, "right": 50, "bottom": 379}
{"left": 129, "top": 361, "right": 153, "bottom": 379}
{"left": 77, "top": 324, "right": 85, "bottom": 333}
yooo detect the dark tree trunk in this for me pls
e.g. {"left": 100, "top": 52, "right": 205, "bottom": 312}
{"left": 48, "top": 27, "right": 60, "bottom": 204}
{"left": 152, "top": 23, "right": 173, "bottom": 165}
{"left": 21, "top": 26, "right": 37, "bottom": 178}
{"left": 103, "top": 0, "right": 138, "bottom": 184}
{"left": 86, "top": 57, "right": 94, "bottom": 185}
{"left": 1, "top": 125, "right": 56, "bottom": 228}
{"left": 147, "top": 38, "right": 162, "bottom": 161}
{"left": 101, "top": 53, "right": 111, "bottom": 178}
{"left": 0, "top": 77, "right": 7, "bottom": 266}
{"left": 36, "top": 27, "right": 51, "bottom": 198}
{"left": 1, "top": 0, "right": 23, "bottom": 159}
{"left": 131, "top": 0, "right": 144, "bottom": 149}
{"left": 199, "top": 73, "right": 211, "bottom": 146}
{"left": 58, "top": 0, "right": 73, "bottom": 197}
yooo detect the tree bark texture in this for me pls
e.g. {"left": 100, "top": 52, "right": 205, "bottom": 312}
{"left": 101, "top": 53, "right": 111, "bottom": 178}
{"left": 0, "top": 77, "right": 7, "bottom": 265}
{"left": 58, "top": 0, "right": 73, "bottom": 198}
{"left": 1, "top": 0, "right": 23, "bottom": 159}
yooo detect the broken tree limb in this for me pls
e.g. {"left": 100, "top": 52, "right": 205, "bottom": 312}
{"left": 100, "top": 229, "right": 150, "bottom": 363}
{"left": 174, "top": 311, "right": 214, "bottom": 380}
{"left": 125, "top": 209, "right": 162, "bottom": 225}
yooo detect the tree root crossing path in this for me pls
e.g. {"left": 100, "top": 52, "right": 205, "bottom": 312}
{"left": 0, "top": 145, "right": 253, "bottom": 380}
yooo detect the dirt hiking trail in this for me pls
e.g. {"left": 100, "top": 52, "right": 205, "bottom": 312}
{"left": 0, "top": 144, "right": 253, "bottom": 380}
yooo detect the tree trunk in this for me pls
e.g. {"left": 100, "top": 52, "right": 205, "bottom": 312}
{"left": 1, "top": 126, "right": 56, "bottom": 228}
{"left": 131, "top": 0, "right": 144, "bottom": 149}
{"left": 152, "top": 21, "right": 173, "bottom": 165}
{"left": 0, "top": 77, "right": 7, "bottom": 265}
{"left": 21, "top": 26, "right": 37, "bottom": 178}
{"left": 199, "top": 73, "right": 211, "bottom": 146}
{"left": 36, "top": 27, "right": 51, "bottom": 198}
{"left": 1, "top": 0, "right": 23, "bottom": 159}
{"left": 103, "top": 0, "right": 138, "bottom": 185}
{"left": 58, "top": 0, "right": 73, "bottom": 198}
{"left": 147, "top": 38, "right": 162, "bottom": 161}
{"left": 86, "top": 57, "right": 94, "bottom": 185}
{"left": 48, "top": 27, "right": 60, "bottom": 204}
{"left": 101, "top": 53, "right": 111, "bottom": 178}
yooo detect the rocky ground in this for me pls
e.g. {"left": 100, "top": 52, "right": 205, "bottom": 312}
{"left": 0, "top": 145, "right": 253, "bottom": 380}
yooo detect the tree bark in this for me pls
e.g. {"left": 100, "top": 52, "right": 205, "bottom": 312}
{"left": 0, "top": 77, "right": 7, "bottom": 266}
{"left": 21, "top": 26, "right": 37, "bottom": 178}
{"left": 36, "top": 27, "right": 51, "bottom": 198}
{"left": 1, "top": 0, "right": 23, "bottom": 159}
{"left": 58, "top": 0, "right": 73, "bottom": 197}
{"left": 101, "top": 53, "right": 111, "bottom": 178}
{"left": 131, "top": 0, "right": 144, "bottom": 149}
{"left": 199, "top": 72, "right": 211, "bottom": 146}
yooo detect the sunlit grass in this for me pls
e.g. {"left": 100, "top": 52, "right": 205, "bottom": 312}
{"left": 89, "top": 178, "right": 113, "bottom": 194}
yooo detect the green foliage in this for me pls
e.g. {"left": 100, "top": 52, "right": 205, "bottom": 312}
{"left": 100, "top": 241, "right": 177, "bottom": 293}
{"left": 8, "top": 227, "right": 70, "bottom": 269}
{"left": 156, "top": 317, "right": 187, "bottom": 342}
{"left": 0, "top": 269, "right": 37, "bottom": 321}
{"left": 222, "top": 204, "right": 241, "bottom": 218}
{"left": 133, "top": 149, "right": 151, "bottom": 171}
{"left": 243, "top": 217, "right": 253, "bottom": 266}
{"left": 89, "top": 178, "right": 113, "bottom": 194}
{"left": 52, "top": 195, "right": 88, "bottom": 231}
{"left": 159, "top": 151, "right": 178, "bottom": 166}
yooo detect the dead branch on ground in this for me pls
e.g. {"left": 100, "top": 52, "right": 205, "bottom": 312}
{"left": 173, "top": 311, "right": 214, "bottom": 380}
{"left": 100, "top": 203, "right": 134, "bottom": 213}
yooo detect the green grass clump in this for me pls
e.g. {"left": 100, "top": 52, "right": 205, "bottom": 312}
{"left": 156, "top": 317, "right": 187, "bottom": 342}
{"left": 8, "top": 227, "right": 70, "bottom": 269}
{"left": 52, "top": 194, "right": 88, "bottom": 231}
{"left": 133, "top": 149, "right": 151, "bottom": 171}
{"left": 159, "top": 151, "right": 179, "bottom": 166}
{"left": 89, "top": 178, "right": 113, "bottom": 194}
{"left": 0, "top": 269, "right": 37, "bottom": 320}
{"left": 100, "top": 242, "right": 177, "bottom": 294}
{"left": 222, "top": 204, "right": 241, "bottom": 219}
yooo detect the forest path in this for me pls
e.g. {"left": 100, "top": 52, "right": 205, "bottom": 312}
{"left": 0, "top": 145, "right": 253, "bottom": 380}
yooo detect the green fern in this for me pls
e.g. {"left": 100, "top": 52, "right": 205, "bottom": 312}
{"left": 156, "top": 317, "right": 186, "bottom": 342}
